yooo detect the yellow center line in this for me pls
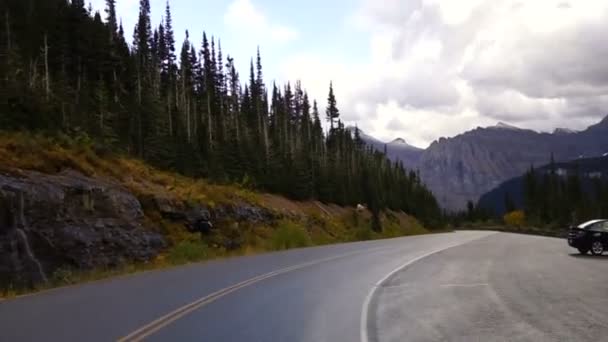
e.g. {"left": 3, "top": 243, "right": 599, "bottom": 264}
{"left": 118, "top": 246, "right": 388, "bottom": 342}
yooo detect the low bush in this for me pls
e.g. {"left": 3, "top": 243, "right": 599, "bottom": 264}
{"left": 270, "top": 221, "right": 312, "bottom": 250}
{"left": 167, "top": 241, "right": 209, "bottom": 265}
{"left": 51, "top": 267, "right": 76, "bottom": 285}
{"left": 504, "top": 210, "right": 526, "bottom": 227}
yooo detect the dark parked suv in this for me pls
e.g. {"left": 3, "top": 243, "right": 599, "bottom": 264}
{"left": 568, "top": 220, "right": 608, "bottom": 255}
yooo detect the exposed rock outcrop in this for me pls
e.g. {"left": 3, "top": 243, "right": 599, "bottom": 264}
{"left": 0, "top": 170, "right": 166, "bottom": 288}
{"left": 142, "top": 193, "right": 275, "bottom": 227}
{"left": 140, "top": 192, "right": 277, "bottom": 251}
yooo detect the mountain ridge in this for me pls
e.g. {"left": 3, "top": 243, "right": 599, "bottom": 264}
{"left": 355, "top": 116, "right": 608, "bottom": 210}
{"left": 347, "top": 127, "right": 424, "bottom": 168}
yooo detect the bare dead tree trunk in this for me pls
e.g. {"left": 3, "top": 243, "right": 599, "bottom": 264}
{"left": 221, "top": 99, "right": 226, "bottom": 146}
{"left": 76, "top": 59, "right": 81, "bottom": 104}
{"left": 186, "top": 97, "right": 191, "bottom": 142}
{"left": 167, "top": 91, "right": 173, "bottom": 136}
{"left": 100, "top": 106, "right": 104, "bottom": 134}
{"left": 193, "top": 102, "right": 198, "bottom": 140}
{"left": 263, "top": 114, "right": 269, "bottom": 159}
{"left": 5, "top": 11, "right": 10, "bottom": 51}
{"left": 180, "top": 71, "right": 189, "bottom": 141}
{"left": 43, "top": 33, "right": 50, "bottom": 101}
{"left": 136, "top": 67, "right": 143, "bottom": 157}
{"left": 99, "top": 76, "right": 104, "bottom": 134}
{"left": 4, "top": 11, "right": 10, "bottom": 82}
{"left": 207, "top": 94, "right": 212, "bottom": 151}
{"left": 112, "top": 69, "right": 118, "bottom": 103}
{"left": 256, "top": 104, "right": 264, "bottom": 155}
{"left": 235, "top": 104, "right": 240, "bottom": 144}
{"left": 137, "top": 69, "right": 142, "bottom": 105}
{"left": 174, "top": 79, "right": 179, "bottom": 108}
{"left": 61, "top": 102, "right": 66, "bottom": 129}
{"left": 29, "top": 58, "right": 38, "bottom": 89}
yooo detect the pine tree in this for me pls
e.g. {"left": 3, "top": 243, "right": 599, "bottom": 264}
{"left": 0, "top": 1, "right": 444, "bottom": 230}
{"left": 105, "top": 0, "right": 118, "bottom": 40}
{"left": 164, "top": 1, "right": 176, "bottom": 71}
{"left": 134, "top": 0, "right": 152, "bottom": 68}
{"left": 326, "top": 81, "right": 339, "bottom": 130}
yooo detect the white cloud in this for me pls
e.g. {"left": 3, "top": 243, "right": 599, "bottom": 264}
{"left": 283, "top": 0, "right": 608, "bottom": 148}
{"left": 224, "top": 0, "right": 299, "bottom": 44}
{"left": 88, "top": 0, "right": 143, "bottom": 44}
{"left": 88, "top": 0, "right": 139, "bottom": 22}
{"left": 270, "top": 25, "right": 299, "bottom": 44}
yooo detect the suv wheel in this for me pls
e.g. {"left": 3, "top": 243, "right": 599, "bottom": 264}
{"left": 578, "top": 248, "right": 589, "bottom": 255}
{"left": 591, "top": 241, "right": 604, "bottom": 256}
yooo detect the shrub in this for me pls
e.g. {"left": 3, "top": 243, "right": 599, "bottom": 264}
{"left": 270, "top": 221, "right": 312, "bottom": 250}
{"left": 504, "top": 210, "right": 526, "bottom": 227}
{"left": 167, "top": 241, "right": 209, "bottom": 265}
{"left": 352, "top": 226, "right": 374, "bottom": 241}
{"left": 51, "top": 267, "right": 75, "bottom": 285}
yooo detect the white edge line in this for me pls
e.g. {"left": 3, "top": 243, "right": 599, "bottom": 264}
{"left": 360, "top": 233, "right": 495, "bottom": 342}
{"left": 440, "top": 283, "right": 489, "bottom": 287}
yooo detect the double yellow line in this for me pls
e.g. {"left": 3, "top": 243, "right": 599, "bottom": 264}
{"left": 118, "top": 247, "right": 387, "bottom": 342}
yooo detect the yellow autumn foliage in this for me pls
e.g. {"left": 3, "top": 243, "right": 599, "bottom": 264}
{"left": 504, "top": 210, "right": 526, "bottom": 227}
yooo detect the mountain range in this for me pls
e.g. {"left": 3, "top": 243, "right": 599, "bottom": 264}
{"left": 355, "top": 116, "right": 608, "bottom": 210}
{"left": 347, "top": 127, "right": 424, "bottom": 168}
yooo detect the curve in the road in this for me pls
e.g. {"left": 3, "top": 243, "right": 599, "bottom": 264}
{"left": 119, "top": 246, "right": 388, "bottom": 341}
{"left": 369, "top": 233, "right": 608, "bottom": 342}
{"left": 0, "top": 231, "right": 496, "bottom": 342}
{"left": 360, "top": 236, "right": 495, "bottom": 342}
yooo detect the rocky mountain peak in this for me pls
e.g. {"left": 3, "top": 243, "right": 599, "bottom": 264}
{"left": 390, "top": 138, "right": 408, "bottom": 145}
{"left": 491, "top": 122, "right": 523, "bottom": 130}
{"left": 553, "top": 128, "right": 578, "bottom": 135}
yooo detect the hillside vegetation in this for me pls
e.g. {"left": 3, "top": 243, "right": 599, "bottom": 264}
{"left": 0, "top": 132, "right": 429, "bottom": 295}
{"left": 1, "top": 0, "right": 442, "bottom": 228}
{"left": 0, "top": 0, "right": 441, "bottom": 295}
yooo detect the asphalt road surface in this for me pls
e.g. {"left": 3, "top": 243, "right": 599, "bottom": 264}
{"left": 1, "top": 231, "right": 607, "bottom": 342}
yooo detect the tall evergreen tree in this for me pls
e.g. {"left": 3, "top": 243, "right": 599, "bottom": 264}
{"left": 105, "top": 0, "right": 118, "bottom": 39}
{"left": 326, "top": 81, "right": 339, "bottom": 130}
{"left": 0, "top": 0, "right": 444, "bottom": 229}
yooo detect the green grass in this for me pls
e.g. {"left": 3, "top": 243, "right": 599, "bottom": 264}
{"left": 167, "top": 241, "right": 210, "bottom": 265}
{"left": 1, "top": 214, "right": 431, "bottom": 299}
{"left": 269, "top": 221, "right": 313, "bottom": 250}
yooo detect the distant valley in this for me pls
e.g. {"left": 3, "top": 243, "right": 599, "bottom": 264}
{"left": 355, "top": 116, "right": 608, "bottom": 210}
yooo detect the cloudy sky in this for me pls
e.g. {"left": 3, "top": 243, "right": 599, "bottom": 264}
{"left": 89, "top": 0, "right": 608, "bottom": 148}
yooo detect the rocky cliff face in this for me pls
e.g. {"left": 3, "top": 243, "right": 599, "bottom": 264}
{"left": 418, "top": 117, "right": 608, "bottom": 210}
{"left": 0, "top": 170, "right": 166, "bottom": 288}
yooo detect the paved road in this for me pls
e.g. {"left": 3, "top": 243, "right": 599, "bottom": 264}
{"left": 1, "top": 231, "right": 606, "bottom": 342}
{"left": 370, "top": 233, "right": 608, "bottom": 342}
